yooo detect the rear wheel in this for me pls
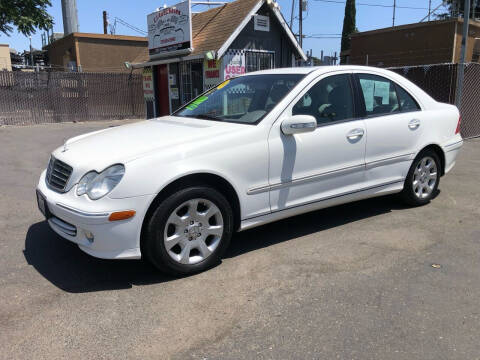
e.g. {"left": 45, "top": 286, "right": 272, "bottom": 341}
{"left": 144, "top": 186, "right": 233, "bottom": 275}
{"left": 401, "top": 149, "right": 440, "bottom": 206}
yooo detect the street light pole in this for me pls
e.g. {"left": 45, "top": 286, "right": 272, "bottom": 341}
{"left": 455, "top": 0, "right": 471, "bottom": 108}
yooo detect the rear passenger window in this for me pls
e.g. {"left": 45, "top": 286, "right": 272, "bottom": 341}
{"left": 357, "top": 74, "right": 400, "bottom": 117}
{"left": 395, "top": 85, "right": 420, "bottom": 112}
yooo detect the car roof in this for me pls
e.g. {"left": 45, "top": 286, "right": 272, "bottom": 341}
{"left": 247, "top": 65, "right": 393, "bottom": 76}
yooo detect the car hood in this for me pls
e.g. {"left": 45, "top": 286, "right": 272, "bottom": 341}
{"left": 51, "top": 116, "right": 244, "bottom": 174}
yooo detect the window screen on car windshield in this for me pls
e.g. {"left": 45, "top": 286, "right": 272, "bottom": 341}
{"left": 358, "top": 74, "right": 400, "bottom": 117}
{"left": 174, "top": 74, "right": 305, "bottom": 124}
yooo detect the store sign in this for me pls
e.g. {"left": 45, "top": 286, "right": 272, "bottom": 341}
{"left": 223, "top": 51, "right": 246, "bottom": 80}
{"left": 203, "top": 59, "right": 222, "bottom": 89}
{"left": 147, "top": 0, "right": 192, "bottom": 59}
{"left": 142, "top": 67, "right": 154, "bottom": 101}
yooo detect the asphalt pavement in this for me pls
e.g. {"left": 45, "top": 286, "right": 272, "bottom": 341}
{"left": 1, "top": 120, "right": 479, "bottom": 360}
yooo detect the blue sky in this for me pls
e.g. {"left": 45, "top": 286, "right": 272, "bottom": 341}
{"left": 1, "top": 0, "right": 447, "bottom": 57}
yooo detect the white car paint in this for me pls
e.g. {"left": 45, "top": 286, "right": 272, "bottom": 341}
{"left": 36, "top": 66, "right": 463, "bottom": 260}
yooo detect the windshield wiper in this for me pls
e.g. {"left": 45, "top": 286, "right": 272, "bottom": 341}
{"left": 192, "top": 114, "right": 223, "bottom": 121}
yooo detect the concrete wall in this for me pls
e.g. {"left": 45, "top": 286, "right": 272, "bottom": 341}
{"left": 349, "top": 19, "right": 480, "bottom": 67}
{"left": 46, "top": 33, "right": 148, "bottom": 72}
{"left": 76, "top": 37, "right": 148, "bottom": 72}
{"left": 349, "top": 20, "right": 455, "bottom": 67}
{"left": 229, "top": 3, "right": 296, "bottom": 67}
{"left": 0, "top": 44, "right": 12, "bottom": 71}
{"left": 46, "top": 35, "right": 77, "bottom": 69}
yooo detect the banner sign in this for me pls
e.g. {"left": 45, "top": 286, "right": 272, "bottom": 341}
{"left": 147, "top": 0, "right": 192, "bottom": 59}
{"left": 223, "top": 50, "right": 246, "bottom": 80}
{"left": 203, "top": 59, "right": 222, "bottom": 89}
{"left": 142, "top": 67, "right": 155, "bottom": 101}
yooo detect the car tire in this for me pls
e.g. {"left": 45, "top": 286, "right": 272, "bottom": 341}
{"left": 401, "top": 149, "right": 441, "bottom": 206}
{"left": 144, "top": 186, "right": 234, "bottom": 275}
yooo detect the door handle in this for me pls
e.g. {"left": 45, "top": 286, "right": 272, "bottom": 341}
{"left": 346, "top": 128, "right": 364, "bottom": 141}
{"left": 408, "top": 119, "right": 421, "bottom": 129}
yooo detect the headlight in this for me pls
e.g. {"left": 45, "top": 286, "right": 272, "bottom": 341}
{"left": 76, "top": 164, "right": 125, "bottom": 200}
{"left": 76, "top": 171, "right": 96, "bottom": 196}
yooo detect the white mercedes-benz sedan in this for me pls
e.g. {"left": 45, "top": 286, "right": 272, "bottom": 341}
{"left": 36, "top": 66, "right": 463, "bottom": 275}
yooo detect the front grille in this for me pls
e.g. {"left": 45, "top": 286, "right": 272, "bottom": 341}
{"left": 46, "top": 156, "right": 73, "bottom": 192}
{"left": 49, "top": 216, "right": 77, "bottom": 237}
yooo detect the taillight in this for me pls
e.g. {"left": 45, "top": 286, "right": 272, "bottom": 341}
{"left": 455, "top": 115, "right": 461, "bottom": 135}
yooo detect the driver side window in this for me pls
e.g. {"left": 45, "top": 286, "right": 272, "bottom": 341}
{"left": 292, "top": 74, "right": 354, "bottom": 126}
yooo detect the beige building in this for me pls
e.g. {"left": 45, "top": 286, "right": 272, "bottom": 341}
{"left": 0, "top": 44, "right": 12, "bottom": 71}
{"left": 346, "top": 19, "right": 480, "bottom": 67}
{"left": 45, "top": 33, "right": 148, "bottom": 72}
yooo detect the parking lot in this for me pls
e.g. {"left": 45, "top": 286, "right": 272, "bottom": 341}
{"left": 1, "top": 120, "right": 479, "bottom": 359}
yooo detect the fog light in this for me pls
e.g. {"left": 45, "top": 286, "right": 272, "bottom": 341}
{"left": 84, "top": 231, "right": 94, "bottom": 243}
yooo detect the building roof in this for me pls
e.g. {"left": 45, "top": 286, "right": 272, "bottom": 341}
{"left": 191, "top": 0, "right": 259, "bottom": 55}
{"left": 191, "top": 0, "right": 305, "bottom": 60}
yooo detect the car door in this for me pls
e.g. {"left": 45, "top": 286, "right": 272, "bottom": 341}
{"left": 268, "top": 72, "right": 367, "bottom": 212}
{"left": 354, "top": 72, "right": 424, "bottom": 187}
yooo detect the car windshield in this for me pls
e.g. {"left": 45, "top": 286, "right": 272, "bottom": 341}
{"left": 174, "top": 74, "right": 305, "bottom": 124}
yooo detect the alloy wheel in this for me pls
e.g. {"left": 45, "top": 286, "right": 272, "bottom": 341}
{"left": 412, "top": 156, "right": 438, "bottom": 199}
{"left": 163, "top": 198, "right": 224, "bottom": 265}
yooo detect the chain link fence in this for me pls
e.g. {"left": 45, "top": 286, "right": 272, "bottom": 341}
{"left": 2, "top": 64, "right": 480, "bottom": 137}
{"left": 0, "top": 71, "right": 145, "bottom": 126}
{"left": 389, "top": 62, "right": 480, "bottom": 139}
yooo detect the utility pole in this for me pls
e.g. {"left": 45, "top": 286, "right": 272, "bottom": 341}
{"left": 428, "top": 0, "right": 431, "bottom": 21}
{"left": 103, "top": 11, "right": 108, "bottom": 34}
{"left": 29, "top": 36, "right": 33, "bottom": 66}
{"left": 299, "top": 0, "right": 303, "bottom": 48}
{"left": 290, "top": 0, "right": 295, "bottom": 29}
{"left": 392, "top": 0, "right": 396, "bottom": 26}
{"left": 456, "top": 0, "right": 471, "bottom": 108}
{"left": 61, "top": 0, "right": 79, "bottom": 35}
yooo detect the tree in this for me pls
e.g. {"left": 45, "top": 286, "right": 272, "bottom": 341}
{"left": 340, "top": 0, "right": 357, "bottom": 63}
{"left": 0, "top": 0, "right": 53, "bottom": 37}
{"left": 436, "top": 0, "right": 480, "bottom": 19}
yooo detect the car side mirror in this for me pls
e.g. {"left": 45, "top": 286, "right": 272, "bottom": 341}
{"left": 281, "top": 115, "right": 317, "bottom": 135}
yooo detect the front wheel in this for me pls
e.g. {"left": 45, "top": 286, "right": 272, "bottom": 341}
{"left": 401, "top": 150, "right": 440, "bottom": 206}
{"left": 144, "top": 186, "right": 233, "bottom": 275}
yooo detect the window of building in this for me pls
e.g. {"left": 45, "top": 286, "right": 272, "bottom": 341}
{"left": 245, "top": 51, "right": 274, "bottom": 73}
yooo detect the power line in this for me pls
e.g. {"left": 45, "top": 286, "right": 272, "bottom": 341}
{"left": 112, "top": 17, "right": 147, "bottom": 35}
{"left": 313, "top": 0, "right": 429, "bottom": 10}
{"left": 305, "top": 35, "right": 342, "bottom": 38}
{"left": 419, "top": 0, "right": 448, "bottom": 21}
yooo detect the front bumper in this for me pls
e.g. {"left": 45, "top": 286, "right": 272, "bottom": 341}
{"left": 36, "top": 170, "right": 155, "bottom": 259}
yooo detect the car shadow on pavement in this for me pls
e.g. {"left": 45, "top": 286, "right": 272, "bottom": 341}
{"left": 24, "top": 193, "right": 430, "bottom": 293}
{"left": 23, "top": 221, "right": 175, "bottom": 293}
